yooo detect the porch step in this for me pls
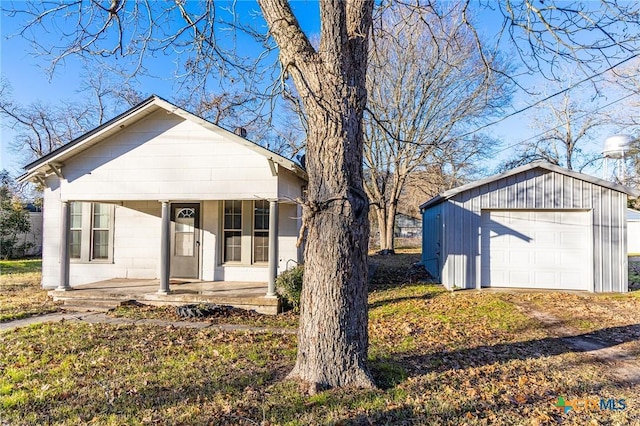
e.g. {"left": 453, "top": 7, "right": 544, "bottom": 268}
{"left": 60, "top": 298, "right": 130, "bottom": 312}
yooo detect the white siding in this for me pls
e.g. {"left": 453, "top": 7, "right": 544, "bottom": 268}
{"left": 278, "top": 168, "right": 304, "bottom": 200}
{"left": 68, "top": 202, "right": 162, "bottom": 286}
{"left": 480, "top": 210, "right": 591, "bottom": 290}
{"left": 278, "top": 202, "right": 303, "bottom": 270}
{"left": 41, "top": 178, "right": 62, "bottom": 288}
{"left": 428, "top": 168, "right": 628, "bottom": 293}
{"left": 59, "top": 110, "right": 279, "bottom": 201}
{"left": 201, "top": 200, "right": 219, "bottom": 281}
{"left": 41, "top": 195, "right": 164, "bottom": 288}
{"left": 37, "top": 107, "right": 307, "bottom": 287}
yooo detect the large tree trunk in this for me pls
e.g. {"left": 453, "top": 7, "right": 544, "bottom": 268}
{"left": 375, "top": 205, "right": 388, "bottom": 251}
{"left": 384, "top": 202, "right": 397, "bottom": 253}
{"left": 259, "top": 0, "right": 375, "bottom": 390}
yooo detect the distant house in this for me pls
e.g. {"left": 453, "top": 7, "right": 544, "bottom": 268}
{"left": 420, "top": 162, "right": 640, "bottom": 293}
{"left": 629, "top": 208, "right": 640, "bottom": 255}
{"left": 394, "top": 213, "right": 421, "bottom": 239}
{"left": 18, "top": 95, "right": 307, "bottom": 297}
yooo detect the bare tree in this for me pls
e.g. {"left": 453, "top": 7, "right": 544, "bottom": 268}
{"left": 0, "top": 79, "right": 97, "bottom": 161}
{"left": 0, "top": 71, "right": 144, "bottom": 162}
{"left": 363, "top": 3, "right": 511, "bottom": 252}
{"left": 499, "top": 87, "right": 607, "bottom": 172}
{"left": 5, "top": 0, "right": 640, "bottom": 391}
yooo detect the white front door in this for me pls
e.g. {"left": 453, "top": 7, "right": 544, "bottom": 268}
{"left": 481, "top": 210, "right": 591, "bottom": 290}
{"left": 170, "top": 203, "right": 200, "bottom": 279}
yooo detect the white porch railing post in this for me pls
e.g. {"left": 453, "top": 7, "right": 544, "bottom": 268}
{"left": 159, "top": 201, "right": 171, "bottom": 294}
{"left": 58, "top": 200, "right": 71, "bottom": 290}
{"left": 266, "top": 200, "right": 279, "bottom": 297}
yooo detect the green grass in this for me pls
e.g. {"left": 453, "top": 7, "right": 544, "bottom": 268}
{"left": 1, "top": 252, "right": 640, "bottom": 424}
{"left": 0, "top": 259, "right": 42, "bottom": 275}
{"left": 0, "top": 258, "right": 59, "bottom": 322}
{"left": 2, "top": 298, "right": 638, "bottom": 425}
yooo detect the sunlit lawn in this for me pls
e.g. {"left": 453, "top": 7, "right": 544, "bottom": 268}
{"left": 0, "top": 259, "right": 60, "bottom": 322}
{"left": 1, "top": 253, "right": 640, "bottom": 424}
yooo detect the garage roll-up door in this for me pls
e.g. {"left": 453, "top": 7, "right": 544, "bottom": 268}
{"left": 481, "top": 210, "right": 591, "bottom": 290}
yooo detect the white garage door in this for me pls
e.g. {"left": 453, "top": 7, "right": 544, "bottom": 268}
{"left": 481, "top": 210, "right": 591, "bottom": 290}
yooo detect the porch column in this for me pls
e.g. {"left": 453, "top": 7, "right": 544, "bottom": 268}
{"left": 58, "top": 200, "right": 71, "bottom": 290}
{"left": 159, "top": 201, "right": 171, "bottom": 294}
{"left": 266, "top": 200, "right": 279, "bottom": 297}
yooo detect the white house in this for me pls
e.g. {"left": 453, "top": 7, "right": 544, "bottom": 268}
{"left": 421, "top": 162, "right": 640, "bottom": 293}
{"left": 18, "top": 95, "right": 307, "bottom": 298}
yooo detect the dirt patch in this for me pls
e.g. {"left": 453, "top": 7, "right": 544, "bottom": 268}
{"left": 513, "top": 300, "right": 640, "bottom": 385}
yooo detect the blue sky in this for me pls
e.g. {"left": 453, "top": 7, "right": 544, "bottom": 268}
{"left": 0, "top": 1, "right": 635, "bottom": 178}
{"left": 0, "top": 1, "right": 322, "bottom": 174}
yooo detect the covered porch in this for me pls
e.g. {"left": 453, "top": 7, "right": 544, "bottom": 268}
{"left": 49, "top": 278, "right": 279, "bottom": 314}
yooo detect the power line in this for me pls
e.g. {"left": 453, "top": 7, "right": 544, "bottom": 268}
{"left": 494, "top": 90, "right": 639, "bottom": 155}
{"left": 459, "top": 52, "right": 640, "bottom": 140}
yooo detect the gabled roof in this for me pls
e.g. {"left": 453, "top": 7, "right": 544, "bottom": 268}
{"left": 18, "top": 95, "right": 307, "bottom": 183}
{"left": 420, "top": 162, "right": 640, "bottom": 210}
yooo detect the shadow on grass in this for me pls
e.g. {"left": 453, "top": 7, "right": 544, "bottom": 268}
{"left": 388, "top": 323, "right": 640, "bottom": 379}
{"left": 368, "top": 288, "right": 441, "bottom": 310}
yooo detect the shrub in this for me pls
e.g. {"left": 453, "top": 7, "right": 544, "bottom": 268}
{"left": 276, "top": 265, "right": 303, "bottom": 313}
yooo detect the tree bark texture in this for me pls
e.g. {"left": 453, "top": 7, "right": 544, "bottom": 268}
{"left": 259, "top": 0, "right": 375, "bottom": 389}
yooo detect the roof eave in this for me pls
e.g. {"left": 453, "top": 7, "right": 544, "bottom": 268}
{"left": 20, "top": 94, "right": 308, "bottom": 182}
{"left": 419, "top": 161, "right": 640, "bottom": 211}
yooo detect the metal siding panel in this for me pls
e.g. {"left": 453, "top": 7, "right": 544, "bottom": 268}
{"left": 603, "top": 187, "right": 612, "bottom": 293}
{"left": 609, "top": 190, "right": 626, "bottom": 292}
{"left": 594, "top": 185, "right": 604, "bottom": 292}
{"left": 422, "top": 204, "right": 443, "bottom": 282}
{"left": 563, "top": 175, "right": 572, "bottom": 208}
{"left": 440, "top": 167, "right": 625, "bottom": 293}
{"left": 544, "top": 172, "right": 553, "bottom": 208}
{"left": 526, "top": 171, "right": 536, "bottom": 209}
{"left": 442, "top": 202, "right": 453, "bottom": 289}
{"left": 473, "top": 194, "right": 481, "bottom": 288}
{"left": 573, "top": 179, "right": 582, "bottom": 209}
{"left": 535, "top": 173, "right": 544, "bottom": 207}
{"left": 620, "top": 192, "right": 628, "bottom": 292}
{"left": 609, "top": 189, "right": 618, "bottom": 292}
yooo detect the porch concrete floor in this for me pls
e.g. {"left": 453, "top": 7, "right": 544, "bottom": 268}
{"left": 49, "top": 279, "right": 279, "bottom": 314}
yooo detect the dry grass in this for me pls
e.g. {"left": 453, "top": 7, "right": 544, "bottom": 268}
{"left": 1, "top": 253, "right": 640, "bottom": 424}
{"left": 0, "top": 261, "right": 61, "bottom": 322}
{"left": 110, "top": 303, "right": 299, "bottom": 329}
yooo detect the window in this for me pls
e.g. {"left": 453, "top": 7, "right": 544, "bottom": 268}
{"left": 69, "top": 202, "right": 83, "bottom": 259}
{"left": 223, "top": 200, "right": 242, "bottom": 262}
{"left": 92, "top": 203, "right": 111, "bottom": 260}
{"left": 174, "top": 207, "right": 196, "bottom": 257}
{"left": 221, "top": 200, "right": 272, "bottom": 265}
{"left": 253, "top": 200, "right": 269, "bottom": 263}
{"left": 68, "top": 202, "right": 114, "bottom": 262}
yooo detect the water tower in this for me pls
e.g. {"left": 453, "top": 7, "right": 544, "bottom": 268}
{"left": 603, "top": 134, "right": 633, "bottom": 184}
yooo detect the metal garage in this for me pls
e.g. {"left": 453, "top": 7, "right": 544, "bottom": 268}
{"left": 420, "top": 162, "right": 640, "bottom": 293}
{"left": 629, "top": 208, "right": 640, "bottom": 255}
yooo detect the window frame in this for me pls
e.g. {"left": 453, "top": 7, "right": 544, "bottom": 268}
{"left": 69, "top": 202, "right": 115, "bottom": 263}
{"left": 69, "top": 202, "right": 83, "bottom": 259}
{"left": 223, "top": 200, "right": 242, "bottom": 263}
{"left": 220, "top": 200, "right": 273, "bottom": 266}
{"left": 253, "top": 200, "right": 269, "bottom": 263}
